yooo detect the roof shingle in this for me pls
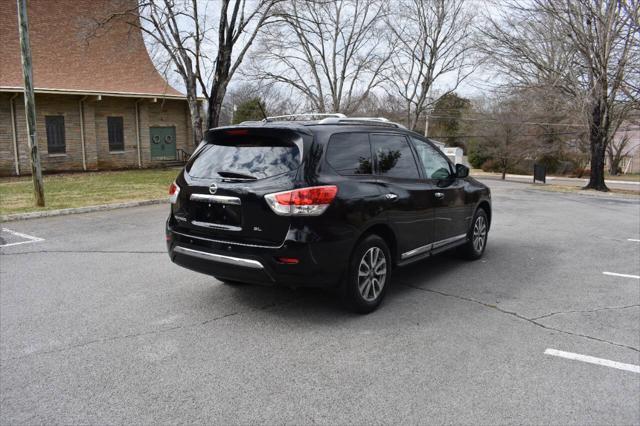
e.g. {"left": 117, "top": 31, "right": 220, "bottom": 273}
{"left": 0, "top": 0, "right": 184, "bottom": 98}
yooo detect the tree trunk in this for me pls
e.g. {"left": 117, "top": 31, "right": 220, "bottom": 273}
{"left": 584, "top": 102, "right": 609, "bottom": 191}
{"left": 207, "top": 42, "right": 232, "bottom": 129}
{"left": 207, "top": 86, "right": 226, "bottom": 129}
{"left": 186, "top": 94, "right": 203, "bottom": 146}
{"left": 501, "top": 168, "right": 506, "bottom": 180}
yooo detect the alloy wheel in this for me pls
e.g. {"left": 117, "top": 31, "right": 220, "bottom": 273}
{"left": 357, "top": 246, "right": 387, "bottom": 302}
{"left": 473, "top": 215, "right": 487, "bottom": 253}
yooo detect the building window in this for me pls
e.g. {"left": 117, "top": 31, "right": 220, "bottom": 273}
{"left": 45, "top": 115, "right": 66, "bottom": 154}
{"left": 107, "top": 117, "right": 124, "bottom": 151}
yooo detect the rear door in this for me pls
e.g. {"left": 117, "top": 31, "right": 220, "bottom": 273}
{"left": 370, "top": 133, "right": 437, "bottom": 259}
{"left": 409, "top": 136, "right": 468, "bottom": 244}
{"left": 174, "top": 128, "right": 304, "bottom": 246}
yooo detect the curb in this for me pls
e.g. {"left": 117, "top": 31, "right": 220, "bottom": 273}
{"left": 472, "top": 173, "right": 640, "bottom": 186}
{"left": 1, "top": 198, "right": 168, "bottom": 222}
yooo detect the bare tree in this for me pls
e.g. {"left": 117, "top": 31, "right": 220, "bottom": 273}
{"left": 473, "top": 95, "right": 540, "bottom": 179}
{"left": 248, "top": 0, "right": 392, "bottom": 113}
{"left": 206, "top": 0, "right": 282, "bottom": 129}
{"left": 482, "top": 0, "right": 639, "bottom": 191}
{"left": 221, "top": 82, "right": 304, "bottom": 125}
{"left": 93, "top": 0, "right": 279, "bottom": 145}
{"left": 386, "top": 0, "right": 477, "bottom": 132}
{"left": 606, "top": 113, "right": 639, "bottom": 174}
{"left": 607, "top": 134, "right": 633, "bottom": 174}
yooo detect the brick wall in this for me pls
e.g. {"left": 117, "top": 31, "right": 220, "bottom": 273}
{"left": 95, "top": 97, "right": 139, "bottom": 169}
{"left": 1, "top": 93, "right": 87, "bottom": 175}
{"left": 0, "top": 92, "right": 190, "bottom": 176}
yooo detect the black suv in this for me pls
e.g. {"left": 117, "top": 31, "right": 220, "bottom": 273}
{"left": 166, "top": 116, "right": 491, "bottom": 313}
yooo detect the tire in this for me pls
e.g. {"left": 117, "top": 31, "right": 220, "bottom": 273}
{"left": 460, "top": 208, "right": 489, "bottom": 260}
{"left": 341, "top": 234, "right": 391, "bottom": 314}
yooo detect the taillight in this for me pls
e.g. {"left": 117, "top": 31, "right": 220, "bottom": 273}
{"left": 264, "top": 185, "right": 338, "bottom": 216}
{"left": 169, "top": 182, "right": 180, "bottom": 204}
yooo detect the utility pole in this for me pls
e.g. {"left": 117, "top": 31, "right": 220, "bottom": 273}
{"left": 424, "top": 111, "right": 430, "bottom": 137}
{"left": 17, "top": 0, "right": 45, "bottom": 206}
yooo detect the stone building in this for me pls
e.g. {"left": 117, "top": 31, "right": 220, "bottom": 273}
{"left": 0, "top": 0, "right": 192, "bottom": 176}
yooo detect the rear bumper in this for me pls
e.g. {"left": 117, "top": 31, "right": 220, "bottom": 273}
{"left": 166, "top": 220, "right": 351, "bottom": 288}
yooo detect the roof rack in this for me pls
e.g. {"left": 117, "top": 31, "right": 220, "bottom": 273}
{"left": 264, "top": 113, "right": 346, "bottom": 122}
{"left": 317, "top": 116, "right": 406, "bottom": 129}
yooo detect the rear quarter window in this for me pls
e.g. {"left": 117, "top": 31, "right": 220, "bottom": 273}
{"left": 325, "top": 132, "right": 373, "bottom": 175}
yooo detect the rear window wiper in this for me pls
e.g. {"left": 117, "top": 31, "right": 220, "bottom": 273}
{"left": 217, "top": 170, "right": 258, "bottom": 180}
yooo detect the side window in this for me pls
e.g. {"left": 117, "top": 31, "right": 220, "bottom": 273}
{"left": 107, "top": 117, "right": 125, "bottom": 152}
{"left": 45, "top": 115, "right": 66, "bottom": 154}
{"left": 370, "top": 134, "right": 420, "bottom": 179}
{"left": 411, "top": 137, "right": 452, "bottom": 180}
{"left": 326, "top": 132, "right": 372, "bottom": 175}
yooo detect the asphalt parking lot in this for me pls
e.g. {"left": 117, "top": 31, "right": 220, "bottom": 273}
{"left": 1, "top": 179, "right": 639, "bottom": 424}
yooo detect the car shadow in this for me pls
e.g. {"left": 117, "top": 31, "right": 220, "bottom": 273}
{"left": 210, "top": 250, "right": 472, "bottom": 324}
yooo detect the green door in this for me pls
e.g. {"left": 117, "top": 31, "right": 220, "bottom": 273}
{"left": 150, "top": 126, "right": 176, "bottom": 160}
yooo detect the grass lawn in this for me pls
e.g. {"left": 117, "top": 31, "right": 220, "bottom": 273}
{"left": 0, "top": 168, "right": 181, "bottom": 215}
{"left": 604, "top": 173, "right": 640, "bottom": 182}
{"left": 533, "top": 184, "right": 639, "bottom": 196}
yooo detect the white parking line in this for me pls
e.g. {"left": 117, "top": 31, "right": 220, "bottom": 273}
{"left": 545, "top": 349, "right": 640, "bottom": 374}
{"left": 0, "top": 228, "right": 45, "bottom": 248}
{"left": 603, "top": 271, "right": 640, "bottom": 280}
{"left": 628, "top": 238, "right": 640, "bottom": 242}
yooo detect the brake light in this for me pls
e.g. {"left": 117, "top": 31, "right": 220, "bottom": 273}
{"left": 225, "top": 129, "right": 249, "bottom": 136}
{"left": 264, "top": 185, "right": 338, "bottom": 216}
{"left": 169, "top": 182, "right": 180, "bottom": 204}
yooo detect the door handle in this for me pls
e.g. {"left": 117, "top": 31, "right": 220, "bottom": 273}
{"left": 385, "top": 193, "right": 398, "bottom": 201}
{"left": 434, "top": 192, "right": 445, "bottom": 199}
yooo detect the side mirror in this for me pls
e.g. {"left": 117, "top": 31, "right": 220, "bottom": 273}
{"left": 455, "top": 164, "right": 469, "bottom": 178}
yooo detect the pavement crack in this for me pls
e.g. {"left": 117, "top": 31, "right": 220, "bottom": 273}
{"left": 530, "top": 304, "right": 640, "bottom": 321}
{"left": 400, "top": 282, "right": 640, "bottom": 353}
{"left": 3, "top": 296, "right": 302, "bottom": 363}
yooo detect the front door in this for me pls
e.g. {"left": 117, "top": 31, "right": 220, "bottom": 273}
{"left": 150, "top": 126, "right": 176, "bottom": 160}
{"left": 410, "top": 136, "right": 468, "bottom": 244}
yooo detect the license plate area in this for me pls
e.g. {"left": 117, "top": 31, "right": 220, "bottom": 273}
{"left": 189, "top": 194, "right": 242, "bottom": 231}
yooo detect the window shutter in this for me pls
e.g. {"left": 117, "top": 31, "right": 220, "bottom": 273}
{"left": 107, "top": 117, "right": 124, "bottom": 151}
{"left": 45, "top": 116, "right": 66, "bottom": 154}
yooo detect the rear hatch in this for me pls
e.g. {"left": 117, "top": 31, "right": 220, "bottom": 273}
{"left": 173, "top": 127, "right": 306, "bottom": 247}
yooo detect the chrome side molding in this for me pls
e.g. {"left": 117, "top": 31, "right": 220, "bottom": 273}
{"left": 401, "top": 233, "right": 467, "bottom": 260}
{"left": 432, "top": 233, "right": 467, "bottom": 249}
{"left": 401, "top": 243, "right": 432, "bottom": 260}
{"left": 173, "top": 246, "right": 264, "bottom": 269}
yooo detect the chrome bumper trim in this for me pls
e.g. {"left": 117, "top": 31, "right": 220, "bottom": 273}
{"left": 191, "top": 220, "right": 241, "bottom": 232}
{"left": 170, "top": 228, "right": 283, "bottom": 249}
{"left": 190, "top": 194, "right": 241, "bottom": 205}
{"left": 173, "top": 246, "right": 264, "bottom": 269}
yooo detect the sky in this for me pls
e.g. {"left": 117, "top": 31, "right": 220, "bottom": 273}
{"left": 142, "top": 0, "right": 503, "bottom": 105}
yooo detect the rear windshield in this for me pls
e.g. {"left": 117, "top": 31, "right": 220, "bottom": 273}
{"left": 187, "top": 136, "right": 301, "bottom": 180}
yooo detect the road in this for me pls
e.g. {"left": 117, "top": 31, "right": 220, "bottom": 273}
{"left": 1, "top": 180, "right": 639, "bottom": 424}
